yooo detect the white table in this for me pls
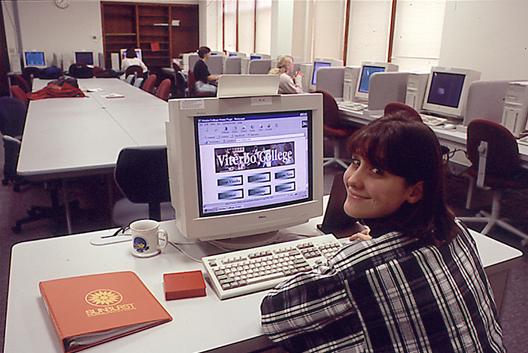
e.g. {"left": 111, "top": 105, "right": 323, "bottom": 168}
{"left": 18, "top": 78, "right": 168, "bottom": 180}
{"left": 4, "top": 203, "right": 523, "bottom": 353}
{"left": 339, "top": 105, "right": 528, "bottom": 167}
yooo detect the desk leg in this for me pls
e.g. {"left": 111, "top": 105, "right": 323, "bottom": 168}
{"left": 61, "top": 182, "right": 73, "bottom": 234}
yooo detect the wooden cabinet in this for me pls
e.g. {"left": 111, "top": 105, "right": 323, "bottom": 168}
{"left": 101, "top": 1, "right": 198, "bottom": 70}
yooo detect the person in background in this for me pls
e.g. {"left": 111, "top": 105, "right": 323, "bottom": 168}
{"left": 193, "top": 46, "right": 220, "bottom": 96}
{"left": 121, "top": 48, "right": 148, "bottom": 73}
{"left": 268, "top": 55, "right": 303, "bottom": 94}
{"left": 261, "top": 116, "right": 505, "bottom": 353}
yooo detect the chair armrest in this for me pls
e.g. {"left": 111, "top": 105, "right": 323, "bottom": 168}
{"left": 2, "top": 135, "right": 21, "bottom": 145}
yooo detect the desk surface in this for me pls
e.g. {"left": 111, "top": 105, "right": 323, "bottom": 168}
{"left": 17, "top": 78, "right": 168, "bottom": 179}
{"left": 4, "top": 206, "right": 523, "bottom": 353}
{"left": 339, "top": 105, "right": 528, "bottom": 166}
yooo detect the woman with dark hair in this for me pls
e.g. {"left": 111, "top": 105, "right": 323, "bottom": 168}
{"left": 121, "top": 48, "right": 147, "bottom": 72}
{"left": 193, "top": 46, "right": 220, "bottom": 95}
{"left": 261, "top": 117, "right": 505, "bottom": 353}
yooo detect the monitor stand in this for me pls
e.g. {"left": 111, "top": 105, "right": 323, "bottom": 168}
{"left": 209, "top": 231, "right": 280, "bottom": 251}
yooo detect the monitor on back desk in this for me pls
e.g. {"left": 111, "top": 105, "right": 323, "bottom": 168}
{"left": 23, "top": 50, "right": 46, "bottom": 68}
{"left": 354, "top": 62, "right": 398, "bottom": 101}
{"left": 74, "top": 51, "right": 95, "bottom": 66}
{"left": 166, "top": 94, "right": 324, "bottom": 249}
{"left": 422, "top": 66, "right": 481, "bottom": 119}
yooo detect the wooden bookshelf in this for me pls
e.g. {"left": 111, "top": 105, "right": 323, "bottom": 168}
{"left": 101, "top": 1, "right": 199, "bottom": 69}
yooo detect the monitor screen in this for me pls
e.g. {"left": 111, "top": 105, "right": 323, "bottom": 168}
{"left": 311, "top": 61, "right": 332, "bottom": 86}
{"left": 229, "top": 53, "right": 237, "bottom": 57}
{"left": 194, "top": 110, "right": 312, "bottom": 217}
{"left": 75, "top": 51, "right": 94, "bottom": 66}
{"left": 426, "top": 72, "right": 466, "bottom": 108}
{"left": 250, "top": 55, "right": 262, "bottom": 60}
{"left": 358, "top": 65, "right": 386, "bottom": 93}
{"left": 24, "top": 51, "right": 45, "bottom": 67}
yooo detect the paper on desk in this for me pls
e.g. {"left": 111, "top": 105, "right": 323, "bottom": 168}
{"left": 86, "top": 88, "right": 103, "bottom": 92}
{"left": 103, "top": 93, "right": 125, "bottom": 99}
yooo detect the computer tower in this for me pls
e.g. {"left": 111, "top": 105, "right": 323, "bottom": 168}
{"left": 405, "top": 73, "right": 429, "bottom": 111}
{"left": 343, "top": 67, "right": 360, "bottom": 102}
{"left": 501, "top": 81, "right": 528, "bottom": 137}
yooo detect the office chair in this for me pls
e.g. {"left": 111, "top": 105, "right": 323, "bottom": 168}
{"left": 142, "top": 74, "right": 157, "bottom": 94}
{"left": 124, "top": 65, "right": 144, "bottom": 79}
{"left": 186, "top": 70, "right": 212, "bottom": 97}
{"left": 318, "top": 90, "right": 355, "bottom": 169}
{"left": 458, "top": 119, "right": 528, "bottom": 245}
{"left": 155, "top": 78, "right": 171, "bottom": 101}
{"left": 10, "top": 85, "right": 29, "bottom": 105}
{"left": 112, "top": 146, "right": 175, "bottom": 226}
{"left": 0, "top": 97, "right": 27, "bottom": 187}
{"left": 384, "top": 102, "right": 422, "bottom": 121}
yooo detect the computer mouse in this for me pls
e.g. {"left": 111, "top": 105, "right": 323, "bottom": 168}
{"left": 443, "top": 124, "right": 457, "bottom": 130}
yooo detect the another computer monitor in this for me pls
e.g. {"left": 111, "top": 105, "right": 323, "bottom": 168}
{"left": 120, "top": 48, "right": 143, "bottom": 61}
{"left": 74, "top": 51, "right": 95, "bottom": 66}
{"left": 354, "top": 62, "right": 398, "bottom": 100}
{"left": 23, "top": 51, "right": 46, "bottom": 68}
{"left": 250, "top": 54, "right": 262, "bottom": 60}
{"left": 310, "top": 60, "right": 332, "bottom": 86}
{"left": 166, "top": 94, "right": 324, "bottom": 247}
{"left": 422, "top": 67, "right": 481, "bottom": 118}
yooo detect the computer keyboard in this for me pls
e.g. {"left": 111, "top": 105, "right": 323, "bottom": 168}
{"left": 420, "top": 114, "right": 447, "bottom": 126}
{"left": 202, "top": 234, "right": 343, "bottom": 299}
{"left": 341, "top": 102, "right": 368, "bottom": 111}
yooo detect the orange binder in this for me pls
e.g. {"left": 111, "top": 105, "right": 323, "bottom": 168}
{"left": 39, "top": 271, "right": 172, "bottom": 353}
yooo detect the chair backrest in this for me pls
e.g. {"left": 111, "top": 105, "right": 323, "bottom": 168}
{"left": 125, "top": 65, "right": 144, "bottom": 78}
{"left": 467, "top": 119, "right": 520, "bottom": 176}
{"left": 248, "top": 59, "right": 272, "bottom": 74}
{"left": 114, "top": 146, "right": 171, "bottom": 220}
{"left": 187, "top": 70, "right": 197, "bottom": 96}
{"left": 384, "top": 102, "right": 422, "bottom": 122}
{"left": 173, "top": 71, "right": 187, "bottom": 98}
{"left": 142, "top": 74, "right": 157, "bottom": 94}
{"left": 10, "top": 85, "right": 28, "bottom": 105}
{"left": 133, "top": 77, "right": 144, "bottom": 88}
{"left": 0, "top": 96, "right": 27, "bottom": 137}
{"left": 155, "top": 78, "right": 172, "bottom": 101}
{"left": 316, "top": 90, "right": 342, "bottom": 129}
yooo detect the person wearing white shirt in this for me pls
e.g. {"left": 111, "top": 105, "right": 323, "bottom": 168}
{"left": 121, "top": 48, "right": 148, "bottom": 73}
{"left": 268, "top": 56, "right": 303, "bottom": 94}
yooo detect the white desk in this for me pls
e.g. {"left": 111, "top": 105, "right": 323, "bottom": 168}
{"left": 18, "top": 78, "right": 168, "bottom": 180}
{"left": 339, "top": 105, "right": 528, "bottom": 167}
{"left": 4, "top": 205, "right": 523, "bottom": 353}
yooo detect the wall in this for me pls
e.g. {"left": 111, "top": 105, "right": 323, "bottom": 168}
{"left": 270, "top": 0, "right": 293, "bottom": 58}
{"left": 439, "top": 0, "right": 528, "bottom": 80}
{"left": 2, "top": 0, "right": 198, "bottom": 70}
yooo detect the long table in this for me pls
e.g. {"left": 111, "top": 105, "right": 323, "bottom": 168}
{"left": 339, "top": 105, "right": 528, "bottom": 167}
{"left": 3, "top": 196, "right": 523, "bottom": 353}
{"left": 18, "top": 78, "right": 168, "bottom": 180}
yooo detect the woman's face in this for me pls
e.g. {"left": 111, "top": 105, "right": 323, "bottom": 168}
{"left": 343, "top": 155, "right": 423, "bottom": 219}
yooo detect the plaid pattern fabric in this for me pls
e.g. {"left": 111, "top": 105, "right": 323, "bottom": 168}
{"left": 261, "top": 222, "right": 505, "bottom": 353}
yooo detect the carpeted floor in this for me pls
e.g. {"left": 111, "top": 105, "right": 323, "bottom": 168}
{"left": 0, "top": 162, "right": 527, "bottom": 352}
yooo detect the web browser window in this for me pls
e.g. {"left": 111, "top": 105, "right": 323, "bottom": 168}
{"left": 195, "top": 110, "right": 312, "bottom": 217}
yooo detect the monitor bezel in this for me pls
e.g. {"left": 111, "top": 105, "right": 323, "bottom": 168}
{"left": 74, "top": 51, "right": 95, "bottom": 66}
{"left": 311, "top": 60, "right": 332, "bottom": 86}
{"left": 23, "top": 50, "right": 47, "bottom": 68}
{"left": 166, "top": 94, "right": 324, "bottom": 242}
{"left": 422, "top": 66, "right": 481, "bottom": 118}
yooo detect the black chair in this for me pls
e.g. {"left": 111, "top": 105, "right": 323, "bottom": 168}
{"left": 112, "top": 146, "right": 175, "bottom": 226}
{"left": 0, "top": 97, "right": 27, "bottom": 187}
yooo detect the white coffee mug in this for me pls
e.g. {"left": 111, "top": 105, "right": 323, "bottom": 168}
{"left": 130, "top": 219, "right": 168, "bottom": 258}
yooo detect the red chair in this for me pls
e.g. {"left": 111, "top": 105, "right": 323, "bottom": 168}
{"left": 187, "top": 70, "right": 211, "bottom": 97}
{"left": 10, "top": 85, "right": 28, "bottom": 105}
{"left": 383, "top": 102, "right": 422, "bottom": 122}
{"left": 317, "top": 90, "right": 355, "bottom": 169}
{"left": 155, "top": 78, "right": 171, "bottom": 101}
{"left": 458, "top": 119, "right": 528, "bottom": 245}
{"left": 142, "top": 74, "right": 157, "bottom": 94}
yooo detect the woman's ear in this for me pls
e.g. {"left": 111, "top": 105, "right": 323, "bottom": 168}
{"left": 406, "top": 181, "right": 424, "bottom": 204}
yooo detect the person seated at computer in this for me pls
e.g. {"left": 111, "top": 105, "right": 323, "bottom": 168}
{"left": 268, "top": 55, "right": 303, "bottom": 94}
{"left": 121, "top": 48, "right": 148, "bottom": 73}
{"left": 193, "top": 46, "right": 220, "bottom": 96}
{"left": 261, "top": 117, "right": 504, "bottom": 353}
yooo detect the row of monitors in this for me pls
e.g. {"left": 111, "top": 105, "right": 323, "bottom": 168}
{"left": 23, "top": 49, "right": 144, "bottom": 69}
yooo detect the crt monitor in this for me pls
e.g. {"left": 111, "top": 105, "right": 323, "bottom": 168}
{"left": 74, "top": 51, "right": 94, "bottom": 66}
{"left": 355, "top": 62, "right": 398, "bottom": 100}
{"left": 23, "top": 51, "right": 46, "bottom": 68}
{"left": 120, "top": 48, "right": 143, "bottom": 61}
{"left": 250, "top": 54, "right": 262, "bottom": 60}
{"left": 311, "top": 60, "right": 332, "bottom": 86}
{"left": 422, "top": 67, "right": 481, "bottom": 118}
{"left": 166, "top": 94, "right": 324, "bottom": 247}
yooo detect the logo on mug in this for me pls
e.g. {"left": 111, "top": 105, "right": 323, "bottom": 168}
{"left": 133, "top": 237, "right": 150, "bottom": 253}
